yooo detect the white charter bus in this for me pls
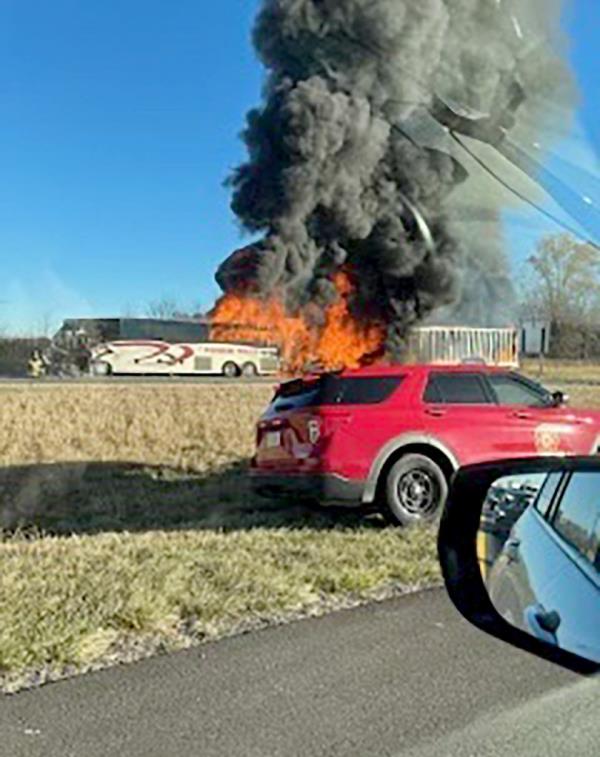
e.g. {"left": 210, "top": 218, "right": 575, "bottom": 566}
{"left": 52, "top": 318, "right": 280, "bottom": 378}
{"left": 90, "top": 340, "right": 280, "bottom": 377}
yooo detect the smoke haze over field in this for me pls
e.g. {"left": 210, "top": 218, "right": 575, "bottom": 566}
{"left": 217, "top": 0, "right": 574, "bottom": 357}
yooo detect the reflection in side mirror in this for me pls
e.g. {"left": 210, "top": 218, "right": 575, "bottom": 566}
{"left": 479, "top": 469, "right": 600, "bottom": 663}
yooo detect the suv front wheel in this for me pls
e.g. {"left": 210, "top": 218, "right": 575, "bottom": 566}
{"left": 384, "top": 453, "right": 448, "bottom": 527}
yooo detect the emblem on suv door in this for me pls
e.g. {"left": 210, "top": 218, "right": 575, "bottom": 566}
{"left": 534, "top": 424, "right": 563, "bottom": 454}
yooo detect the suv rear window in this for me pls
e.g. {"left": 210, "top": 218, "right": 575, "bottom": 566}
{"left": 273, "top": 375, "right": 403, "bottom": 410}
{"left": 424, "top": 373, "right": 491, "bottom": 404}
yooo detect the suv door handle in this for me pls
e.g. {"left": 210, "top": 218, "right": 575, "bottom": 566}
{"left": 426, "top": 408, "right": 447, "bottom": 418}
{"left": 510, "top": 411, "right": 533, "bottom": 420}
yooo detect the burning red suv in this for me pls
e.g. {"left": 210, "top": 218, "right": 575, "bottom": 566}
{"left": 251, "top": 364, "right": 600, "bottom": 526}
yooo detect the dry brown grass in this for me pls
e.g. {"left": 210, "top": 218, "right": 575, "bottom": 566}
{"left": 0, "top": 384, "right": 273, "bottom": 470}
{"left": 522, "top": 358, "right": 600, "bottom": 385}
{"left": 565, "top": 385, "right": 600, "bottom": 409}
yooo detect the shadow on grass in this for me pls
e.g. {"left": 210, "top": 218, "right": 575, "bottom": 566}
{"left": 0, "top": 460, "right": 386, "bottom": 535}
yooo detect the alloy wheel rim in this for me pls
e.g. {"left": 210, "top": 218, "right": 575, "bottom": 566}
{"left": 397, "top": 469, "right": 438, "bottom": 516}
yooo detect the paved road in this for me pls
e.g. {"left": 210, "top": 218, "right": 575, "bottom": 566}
{"left": 0, "top": 376, "right": 275, "bottom": 387}
{"left": 2, "top": 589, "right": 596, "bottom": 757}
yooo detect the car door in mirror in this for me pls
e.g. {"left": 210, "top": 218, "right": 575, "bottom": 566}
{"left": 479, "top": 469, "right": 600, "bottom": 663}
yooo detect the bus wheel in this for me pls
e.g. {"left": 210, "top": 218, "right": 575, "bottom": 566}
{"left": 223, "top": 361, "right": 240, "bottom": 379}
{"left": 241, "top": 362, "right": 258, "bottom": 378}
{"left": 92, "top": 362, "right": 112, "bottom": 377}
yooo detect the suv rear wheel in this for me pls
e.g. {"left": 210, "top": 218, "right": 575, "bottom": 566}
{"left": 384, "top": 454, "right": 448, "bottom": 527}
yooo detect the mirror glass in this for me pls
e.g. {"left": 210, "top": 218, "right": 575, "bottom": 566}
{"left": 478, "top": 469, "right": 600, "bottom": 663}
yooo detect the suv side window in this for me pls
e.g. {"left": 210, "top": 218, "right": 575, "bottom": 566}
{"left": 533, "top": 472, "right": 564, "bottom": 518}
{"left": 318, "top": 376, "right": 404, "bottom": 405}
{"left": 486, "top": 373, "right": 551, "bottom": 407}
{"left": 551, "top": 472, "right": 600, "bottom": 565}
{"left": 424, "top": 373, "right": 491, "bottom": 405}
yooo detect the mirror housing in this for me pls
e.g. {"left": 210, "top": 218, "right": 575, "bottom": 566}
{"left": 438, "top": 456, "right": 600, "bottom": 673}
{"left": 552, "top": 390, "right": 569, "bottom": 407}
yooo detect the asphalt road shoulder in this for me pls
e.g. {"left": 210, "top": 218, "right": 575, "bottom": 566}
{"left": 1, "top": 588, "right": 583, "bottom": 757}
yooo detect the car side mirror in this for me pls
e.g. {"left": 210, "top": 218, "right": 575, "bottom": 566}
{"left": 551, "top": 390, "right": 569, "bottom": 407}
{"left": 438, "top": 457, "right": 600, "bottom": 672}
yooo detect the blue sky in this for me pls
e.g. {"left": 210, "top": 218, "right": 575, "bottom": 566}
{"left": 1, "top": 0, "right": 597, "bottom": 334}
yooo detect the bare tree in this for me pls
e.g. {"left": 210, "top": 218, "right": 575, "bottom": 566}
{"left": 521, "top": 233, "right": 600, "bottom": 358}
{"left": 36, "top": 310, "right": 57, "bottom": 339}
{"left": 146, "top": 297, "right": 206, "bottom": 322}
{"left": 145, "top": 297, "right": 181, "bottom": 320}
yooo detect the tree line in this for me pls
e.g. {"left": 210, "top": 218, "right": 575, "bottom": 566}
{"left": 520, "top": 233, "right": 600, "bottom": 359}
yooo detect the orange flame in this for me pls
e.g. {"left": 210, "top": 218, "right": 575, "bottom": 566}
{"left": 316, "top": 273, "right": 385, "bottom": 370}
{"left": 210, "top": 271, "right": 385, "bottom": 374}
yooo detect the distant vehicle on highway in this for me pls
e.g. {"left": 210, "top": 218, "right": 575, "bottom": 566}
{"left": 251, "top": 364, "right": 600, "bottom": 526}
{"left": 90, "top": 340, "right": 280, "bottom": 378}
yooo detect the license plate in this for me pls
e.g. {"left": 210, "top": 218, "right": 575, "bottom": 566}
{"left": 266, "top": 431, "right": 282, "bottom": 448}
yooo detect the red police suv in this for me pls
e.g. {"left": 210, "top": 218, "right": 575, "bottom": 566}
{"left": 251, "top": 365, "right": 600, "bottom": 526}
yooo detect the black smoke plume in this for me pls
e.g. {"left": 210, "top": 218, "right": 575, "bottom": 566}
{"left": 217, "top": 0, "right": 573, "bottom": 357}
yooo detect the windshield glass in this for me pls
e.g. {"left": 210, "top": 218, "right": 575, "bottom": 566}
{"left": 1, "top": 0, "right": 600, "bottom": 716}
